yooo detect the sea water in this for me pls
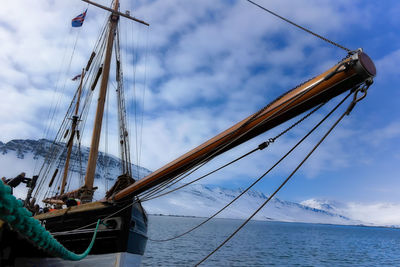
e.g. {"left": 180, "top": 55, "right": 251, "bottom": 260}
{"left": 142, "top": 215, "right": 400, "bottom": 266}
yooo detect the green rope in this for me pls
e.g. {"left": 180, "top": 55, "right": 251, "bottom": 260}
{"left": 0, "top": 181, "right": 99, "bottom": 261}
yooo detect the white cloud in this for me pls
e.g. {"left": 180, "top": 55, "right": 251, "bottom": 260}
{"left": 365, "top": 122, "right": 400, "bottom": 147}
{"left": 344, "top": 202, "right": 400, "bottom": 226}
{"left": 376, "top": 48, "right": 400, "bottom": 81}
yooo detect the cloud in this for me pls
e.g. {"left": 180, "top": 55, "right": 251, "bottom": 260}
{"left": 376, "top": 48, "right": 400, "bottom": 81}
{"left": 345, "top": 202, "right": 400, "bottom": 225}
{"left": 365, "top": 122, "right": 400, "bottom": 147}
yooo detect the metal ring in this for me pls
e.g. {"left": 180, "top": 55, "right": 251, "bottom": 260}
{"left": 354, "top": 88, "right": 368, "bottom": 103}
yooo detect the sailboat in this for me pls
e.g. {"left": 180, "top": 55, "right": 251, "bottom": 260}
{"left": 0, "top": 0, "right": 376, "bottom": 266}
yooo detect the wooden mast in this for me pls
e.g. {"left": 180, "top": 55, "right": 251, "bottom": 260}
{"left": 112, "top": 51, "right": 376, "bottom": 201}
{"left": 80, "top": 0, "right": 120, "bottom": 203}
{"left": 60, "top": 68, "right": 85, "bottom": 195}
{"left": 44, "top": 0, "right": 148, "bottom": 202}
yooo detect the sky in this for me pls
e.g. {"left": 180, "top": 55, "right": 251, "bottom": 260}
{"left": 0, "top": 0, "right": 399, "bottom": 205}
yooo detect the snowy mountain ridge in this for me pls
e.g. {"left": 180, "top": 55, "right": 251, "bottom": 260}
{"left": 0, "top": 139, "right": 151, "bottom": 179}
{"left": 1, "top": 139, "right": 398, "bottom": 227}
{"left": 301, "top": 198, "right": 400, "bottom": 227}
{"left": 142, "top": 183, "right": 355, "bottom": 225}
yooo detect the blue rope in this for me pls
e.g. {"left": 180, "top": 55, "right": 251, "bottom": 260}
{"left": 0, "top": 181, "right": 99, "bottom": 261}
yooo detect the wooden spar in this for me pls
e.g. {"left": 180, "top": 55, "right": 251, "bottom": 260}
{"left": 113, "top": 51, "right": 376, "bottom": 201}
{"left": 81, "top": 0, "right": 149, "bottom": 26}
{"left": 60, "top": 69, "right": 85, "bottom": 195}
{"left": 81, "top": 0, "right": 120, "bottom": 202}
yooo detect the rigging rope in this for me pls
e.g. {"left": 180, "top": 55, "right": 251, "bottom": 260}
{"left": 105, "top": 77, "right": 111, "bottom": 192}
{"left": 64, "top": 198, "right": 137, "bottom": 232}
{"left": 146, "top": 103, "right": 332, "bottom": 242}
{"left": 195, "top": 83, "right": 371, "bottom": 266}
{"left": 138, "top": 159, "right": 212, "bottom": 201}
{"left": 78, "top": 143, "right": 84, "bottom": 186}
{"left": 131, "top": 19, "right": 141, "bottom": 179}
{"left": 246, "top": 0, "right": 351, "bottom": 52}
{"left": 148, "top": 89, "right": 351, "bottom": 242}
{"left": 142, "top": 102, "right": 323, "bottom": 203}
{"left": 33, "top": 26, "right": 74, "bottom": 177}
{"left": 152, "top": 82, "right": 362, "bottom": 244}
{"left": 45, "top": 27, "right": 83, "bottom": 143}
{"left": 138, "top": 27, "right": 150, "bottom": 177}
{"left": 135, "top": 62, "right": 347, "bottom": 201}
{"left": 34, "top": 17, "right": 110, "bottom": 202}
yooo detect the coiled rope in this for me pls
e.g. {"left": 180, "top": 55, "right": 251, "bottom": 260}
{"left": 0, "top": 181, "right": 100, "bottom": 261}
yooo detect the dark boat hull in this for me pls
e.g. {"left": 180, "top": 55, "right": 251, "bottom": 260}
{"left": 0, "top": 199, "right": 148, "bottom": 266}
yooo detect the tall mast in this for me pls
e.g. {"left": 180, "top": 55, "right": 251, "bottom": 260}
{"left": 81, "top": 0, "right": 120, "bottom": 203}
{"left": 60, "top": 68, "right": 85, "bottom": 195}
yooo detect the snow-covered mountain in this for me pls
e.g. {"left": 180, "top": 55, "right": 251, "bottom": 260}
{"left": 301, "top": 199, "right": 400, "bottom": 227}
{"left": 142, "top": 184, "right": 355, "bottom": 225}
{"left": 0, "top": 139, "right": 393, "bottom": 226}
{"left": 0, "top": 139, "right": 151, "bottom": 179}
{"left": 0, "top": 139, "right": 151, "bottom": 201}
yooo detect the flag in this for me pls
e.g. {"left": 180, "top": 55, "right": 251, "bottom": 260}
{"left": 71, "top": 9, "right": 87, "bottom": 27}
{"left": 72, "top": 74, "right": 82, "bottom": 81}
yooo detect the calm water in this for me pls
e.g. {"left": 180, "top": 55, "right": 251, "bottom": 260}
{"left": 142, "top": 215, "right": 400, "bottom": 266}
